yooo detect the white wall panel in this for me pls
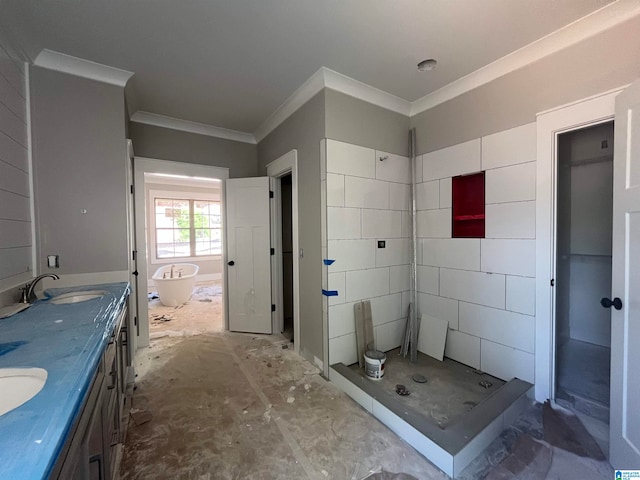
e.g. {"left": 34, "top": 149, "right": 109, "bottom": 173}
{"left": 375, "top": 238, "right": 410, "bottom": 267}
{"left": 369, "top": 293, "right": 403, "bottom": 326}
{"left": 390, "top": 264, "right": 410, "bottom": 293}
{"left": 345, "top": 267, "right": 390, "bottom": 302}
{"left": 440, "top": 269, "right": 505, "bottom": 309}
{"left": 345, "top": 176, "right": 390, "bottom": 210}
{"left": 0, "top": 162, "right": 29, "bottom": 197}
{"left": 485, "top": 201, "right": 535, "bottom": 239}
{"left": 439, "top": 178, "right": 452, "bottom": 208}
{"left": 423, "top": 139, "right": 481, "bottom": 181}
{"left": 417, "top": 265, "right": 439, "bottom": 295}
{"left": 481, "top": 123, "right": 536, "bottom": 170}
{"left": 326, "top": 173, "right": 345, "bottom": 207}
{"left": 0, "top": 190, "right": 30, "bottom": 222}
{"left": 328, "top": 302, "right": 356, "bottom": 338}
{"left": 506, "top": 275, "right": 535, "bottom": 315}
{"left": 400, "top": 211, "right": 411, "bottom": 237}
{"left": 418, "top": 292, "right": 459, "bottom": 330}
{"left": 0, "top": 219, "right": 31, "bottom": 248}
{"left": 328, "top": 239, "right": 375, "bottom": 272}
{"left": 422, "top": 238, "right": 480, "bottom": 271}
{"left": 329, "top": 333, "right": 358, "bottom": 366}
{"left": 326, "top": 139, "right": 375, "bottom": 177}
{"left": 481, "top": 239, "right": 535, "bottom": 276}
{"left": 0, "top": 37, "right": 30, "bottom": 286}
{"left": 327, "top": 207, "right": 361, "bottom": 240}
{"left": 459, "top": 302, "right": 535, "bottom": 353}
{"left": 0, "top": 130, "right": 27, "bottom": 172}
{"left": 485, "top": 162, "right": 536, "bottom": 204}
{"left": 362, "top": 209, "right": 402, "bottom": 239}
{"left": 328, "top": 272, "right": 346, "bottom": 306}
{"left": 416, "top": 180, "right": 439, "bottom": 210}
{"left": 375, "top": 318, "right": 405, "bottom": 352}
{"left": 417, "top": 209, "right": 451, "bottom": 238}
{"left": 481, "top": 340, "right": 535, "bottom": 383}
{"left": 375, "top": 151, "right": 410, "bottom": 184}
{"left": 0, "top": 247, "right": 30, "bottom": 279}
{"left": 445, "top": 330, "right": 481, "bottom": 369}
{"left": 389, "top": 182, "right": 410, "bottom": 211}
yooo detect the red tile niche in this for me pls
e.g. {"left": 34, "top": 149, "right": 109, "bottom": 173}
{"left": 452, "top": 171, "right": 485, "bottom": 238}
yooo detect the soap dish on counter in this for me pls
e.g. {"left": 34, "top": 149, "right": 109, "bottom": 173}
{"left": 0, "top": 304, "right": 31, "bottom": 319}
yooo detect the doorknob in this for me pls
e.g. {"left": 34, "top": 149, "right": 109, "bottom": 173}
{"left": 601, "top": 297, "right": 623, "bottom": 310}
{"left": 228, "top": 261, "right": 235, "bottom": 266}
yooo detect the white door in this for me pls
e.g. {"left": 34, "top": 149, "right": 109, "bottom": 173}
{"left": 226, "top": 177, "right": 272, "bottom": 334}
{"left": 610, "top": 79, "right": 640, "bottom": 468}
{"left": 125, "top": 141, "right": 138, "bottom": 357}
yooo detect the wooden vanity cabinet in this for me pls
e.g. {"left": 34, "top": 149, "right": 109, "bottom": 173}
{"left": 50, "top": 303, "right": 130, "bottom": 480}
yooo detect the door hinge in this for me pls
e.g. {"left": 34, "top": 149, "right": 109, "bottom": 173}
{"left": 134, "top": 315, "right": 138, "bottom": 326}
{"left": 132, "top": 250, "right": 137, "bottom": 261}
{"left": 130, "top": 185, "right": 134, "bottom": 194}
{"left": 550, "top": 279, "right": 555, "bottom": 287}
{"left": 271, "top": 304, "right": 276, "bottom": 312}
{"left": 270, "top": 247, "right": 275, "bottom": 255}
{"left": 269, "top": 190, "right": 274, "bottom": 198}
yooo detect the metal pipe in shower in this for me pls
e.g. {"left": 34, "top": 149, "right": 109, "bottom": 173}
{"left": 409, "top": 128, "right": 418, "bottom": 362}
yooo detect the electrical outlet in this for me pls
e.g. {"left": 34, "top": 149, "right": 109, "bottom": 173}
{"left": 47, "top": 255, "right": 59, "bottom": 268}
{"left": 377, "top": 240, "right": 386, "bottom": 248}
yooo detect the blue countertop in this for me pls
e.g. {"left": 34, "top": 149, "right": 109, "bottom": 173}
{"left": 0, "top": 282, "right": 129, "bottom": 480}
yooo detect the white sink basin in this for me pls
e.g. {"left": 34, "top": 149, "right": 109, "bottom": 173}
{"left": 0, "top": 368, "right": 47, "bottom": 416}
{"left": 49, "top": 290, "right": 108, "bottom": 305}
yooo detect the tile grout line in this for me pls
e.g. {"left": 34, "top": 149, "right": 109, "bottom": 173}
{"left": 221, "top": 337, "right": 323, "bottom": 480}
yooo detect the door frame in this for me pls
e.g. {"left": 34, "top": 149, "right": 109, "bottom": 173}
{"left": 535, "top": 87, "right": 623, "bottom": 403}
{"left": 133, "top": 156, "right": 229, "bottom": 348}
{"left": 266, "top": 150, "right": 300, "bottom": 353}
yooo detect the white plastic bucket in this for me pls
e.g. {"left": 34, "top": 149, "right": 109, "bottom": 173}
{"left": 364, "top": 350, "right": 386, "bottom": 380}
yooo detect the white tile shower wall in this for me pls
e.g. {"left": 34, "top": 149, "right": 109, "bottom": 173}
{"left": 325, "top": 139, "right": 411, "bottom": 366}
{"left": 0, "top": 36, "right": 31, "bottom": 289}
{"left": 417, "top": 122, "right": 537, "bottom": 383}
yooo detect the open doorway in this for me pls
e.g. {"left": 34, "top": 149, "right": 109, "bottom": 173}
{"left": 280, "top": 173, "right": 294, "bottom": 341}
{"left": 144, "top": 173, "right": 224, "bottom": 338}
{"left": 554, "top": 122, "right": 614, "bottom": 431}
{"left": 133, "top": 158, "right": 229, "bottom": 348}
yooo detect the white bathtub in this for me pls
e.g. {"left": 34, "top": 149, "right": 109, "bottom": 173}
{"left": 152, "top": 263, "right": 199, "bottom": 307}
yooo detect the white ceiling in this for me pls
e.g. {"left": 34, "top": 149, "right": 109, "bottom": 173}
{"left": 2, "top": 0, "right": 620, "bottom": 134}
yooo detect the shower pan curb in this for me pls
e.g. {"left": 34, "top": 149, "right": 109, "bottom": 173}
{"left": 330, "top": 363, "right": 533, "bottom": 478}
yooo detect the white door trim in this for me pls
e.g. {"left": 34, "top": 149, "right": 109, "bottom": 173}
{"left": 266, "top": 150, "right": 300, "bottom": 354}
{"left": 133, "top": 156, "right": 229, "bottom": 348}
{"left": 535, "top": 89, "right": 620, "bottom": 402}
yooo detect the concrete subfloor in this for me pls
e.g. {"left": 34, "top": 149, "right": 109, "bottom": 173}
{"left": 148, "top": 281, "right": 223, "bottom": 339}
{"left": 121, "top": 331, "right": 615, "bottom": 479}
{"left": 348, "top": 349, "right": 505, "bottom": 429}
{"left": 121, "top": 333, "right": 448, "bottom": 479}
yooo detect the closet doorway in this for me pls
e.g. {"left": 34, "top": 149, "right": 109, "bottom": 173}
{"left": 554, "top": 122, "right": 614, "bottom": 431}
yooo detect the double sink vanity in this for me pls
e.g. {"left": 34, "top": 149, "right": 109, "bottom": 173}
{"left": 0, "top": 282, "right": 132, "bottom": 479}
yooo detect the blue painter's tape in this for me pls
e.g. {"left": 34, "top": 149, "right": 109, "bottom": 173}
{"left": 322, "top": 289, "right": 339, "bottom": 297}
{"left": 323, "top": 259, "right": 335, "bottom": 266}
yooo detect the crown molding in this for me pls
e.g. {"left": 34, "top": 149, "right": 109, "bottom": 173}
{"left": 410, "top": 0, "right": 640, "bottom": 116}
{"left": 33, "top": 49, "right": 133, "bottom": 87}
{"left": 254, "top": 67, "right": 411, "bottom": 142}
{"left": 130, "top": 111, "right": 256, "bottom": 144}
{"left": 323, "top": 67, "right": 411, "bottom": 117}
{"left": 254, "top": 68, "right": 326, "bottom": 142}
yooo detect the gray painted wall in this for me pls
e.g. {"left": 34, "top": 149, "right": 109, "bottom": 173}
{"left": 129, "top": 123, "right": 258, "bottom": 178}
{"left": 325, "top": 89, "right": 410, "bottom": 156}
{"left": 0, "top": 33, "right": 31, "bottom": 293}
{"left": 257, "top": 89, "right": 326, "bottom": 364}
{"left": 30, "top": 66, "right": 128, "bottom": 274}
{"left": 410, "top": 14, "right": 640, "bottom": 155}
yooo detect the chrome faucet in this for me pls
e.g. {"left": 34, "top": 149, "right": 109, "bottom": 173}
{"left": 25, "top": 273, "right": 60, "bottom": 303}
